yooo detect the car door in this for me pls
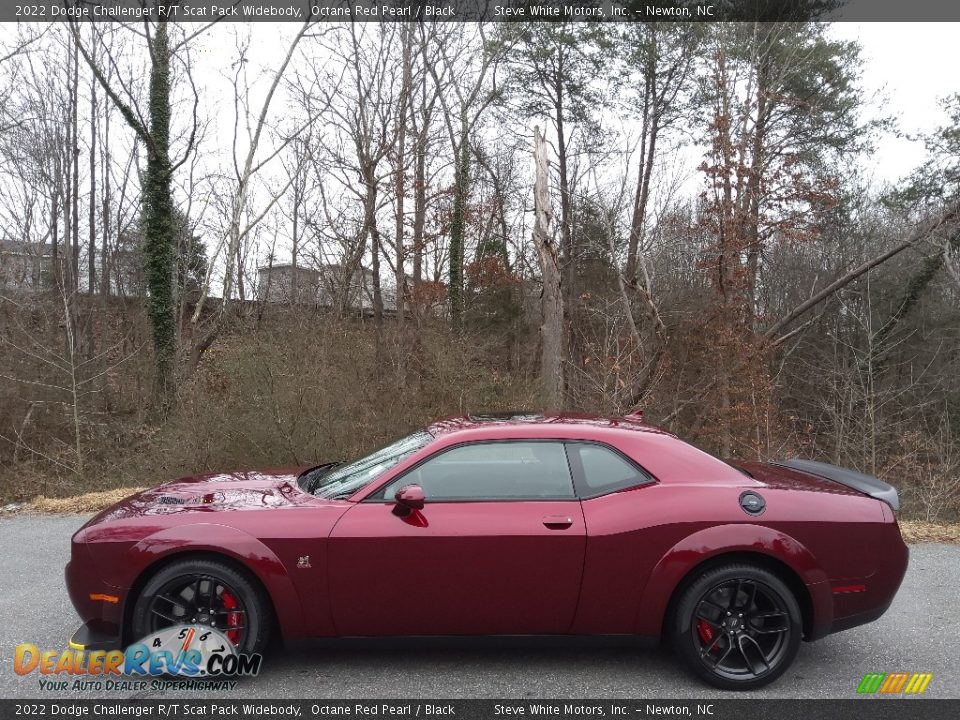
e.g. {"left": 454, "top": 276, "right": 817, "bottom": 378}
{"left": 326, "top": 440, "right": 586, "bottom": 637}
{"left": 563, "top": 441, "right": 662, "bottom": 635}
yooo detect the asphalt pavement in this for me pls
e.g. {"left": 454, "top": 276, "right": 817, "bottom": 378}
{"left": 1, "top": 514, "right": 957, "bottom": 699}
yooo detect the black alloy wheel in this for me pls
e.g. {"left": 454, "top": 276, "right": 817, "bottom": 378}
{"left": 131, "top": 558, "right": 272, "bottom": 655}
{"left": 672, "top": 564, "right": 802, "bottom": 690}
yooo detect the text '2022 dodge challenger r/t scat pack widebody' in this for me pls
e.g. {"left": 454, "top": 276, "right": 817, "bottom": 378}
{"left": 66, "top": 412, "right": 908, "bottom": 689}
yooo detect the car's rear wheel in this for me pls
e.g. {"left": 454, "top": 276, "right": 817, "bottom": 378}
{"left": 671, "top": 564, "right": 802, "bottom": 690}
{"left": 131, "top": 558, "right": 271, "bottom": 655}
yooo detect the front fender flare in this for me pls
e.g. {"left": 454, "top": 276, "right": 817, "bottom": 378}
{"left": 127, "top": 523, "right": 306, "bottom": 641}
{"left": 634, "top": 524, "right": 833, "bottom": 639}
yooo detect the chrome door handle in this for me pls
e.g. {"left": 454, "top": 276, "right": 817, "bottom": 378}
{"left": 542, "top": 515, "right": 574, "bottom": 529}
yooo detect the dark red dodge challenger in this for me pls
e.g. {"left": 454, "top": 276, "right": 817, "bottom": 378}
{"left": 67, "top": 412, "right": 908, "bottom": 689}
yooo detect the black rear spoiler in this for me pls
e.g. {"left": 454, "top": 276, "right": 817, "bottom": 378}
{"left": 772, "top": 459, "right": 900, "bottom": 511}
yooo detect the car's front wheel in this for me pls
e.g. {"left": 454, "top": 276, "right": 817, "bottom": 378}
{"left": 671, "top": 564, "right": 802, "bottom": 690}
{"left": 130, "top": 558, "right": 272, "bottom": 655}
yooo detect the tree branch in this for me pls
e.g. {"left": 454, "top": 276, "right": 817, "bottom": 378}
{"left": 764, "top": 203, "right": 960, "bottom": 340}
{"left": 66, "top": 17, "right": 151, "bottom": 147}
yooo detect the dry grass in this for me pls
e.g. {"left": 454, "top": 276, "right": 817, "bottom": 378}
{"left": 19, "top": 487, "right": 145, "bottom": 515}
{"left": 899, "top": 520, "right": 960, "bottom": 545}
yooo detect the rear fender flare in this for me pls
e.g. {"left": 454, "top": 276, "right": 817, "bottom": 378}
{"left": 634, "top": 524, "right": 832, "bottom": 637}
{"left": 127, "top": 523, "right": 306, "bottom": 641}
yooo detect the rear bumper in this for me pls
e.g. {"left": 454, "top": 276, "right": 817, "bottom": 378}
{"left": 829, "top": 600, "right": 894, "bottom": 635}
{"left": 821, "top": 533, "right": 909, "bottom": 638}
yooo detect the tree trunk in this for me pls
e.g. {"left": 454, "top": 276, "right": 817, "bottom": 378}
{"left": 143, "top": 20, "right": 177, "bottom": 413}
{"left": 448, "top": 126, "right": 469, "bottom": 330}
{"left": 235, "top": 241, "right": 246, "bottom": 302}
{"left": 359, "top": 160, "right": 385, "bottom": 365}
{"left": 70, "top": 39, "right": 80, "bottom": 293}
{"left": 394, "top": 25, "right": 412, "bottom": 330}
{"left": 626, "top": 47, "right": 659, "bottom": 286}
{"left": 86, "top": 59, "right": 98, "bottom": 361}
{"left": 413, "top": 105, "right": 429, "bottom": 289}
{"left": 101, "top": 102, "right": 111, "bottom": 297}
{"left": 554, "top": 66, "right": 577, "bottom": 398}
{"left": 51, "top": 156, "right": 60, "bottom": 289}
{"left": 291, "top": 181, "right": 300, "bottom": 305}
{"left": 412, "top": 137, "right": 425, "bottom": 290}
{"left": 555, "top": 81, "right": 574, "bottom": 300}
{"left": 370, "top": 224, "right": 385, "bottom": 370}
{"left": 533, "top": 126, "right": 564, "bottom": 409}
{"left": 744, "top": 46, "right": 771, "bottom": 324}
{"left": 88, "top": 62, "right": 97, "bottom": 295}
{"left": 62, "top": 64, "right": 72, "bottom": 294}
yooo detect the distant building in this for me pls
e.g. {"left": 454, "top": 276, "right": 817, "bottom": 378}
{"left": 256, "top": 264, "right": 323, "bottom": 305}
{"left": 256, "top": 263, "right": 395, "bottom": 311}
{"left": 0, "top": 240, "right": 53, "bottom": 291}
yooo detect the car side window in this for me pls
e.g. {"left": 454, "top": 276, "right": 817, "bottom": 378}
{"left": 566, "top": 442, "right": 652, "bottom": 497}
{"left": 375, "top": 441, "right": 575, "bottom": 501}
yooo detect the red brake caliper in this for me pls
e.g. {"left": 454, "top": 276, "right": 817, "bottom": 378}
{"left": 697, "top": 619, "right": 715, "bottom": 646}
{"left": 222, "top": 590, "right": 241, "bottom": 645}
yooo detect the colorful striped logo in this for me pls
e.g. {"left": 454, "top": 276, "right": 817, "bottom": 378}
{"left": 857, "top": 672, "right": 933, "bottom": 695}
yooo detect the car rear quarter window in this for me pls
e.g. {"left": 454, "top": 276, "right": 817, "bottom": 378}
{"left": 566, "top": 442, "right": 653, "bottom": 498}
{"left": 375, "top": 441, "right": 576, "bottom": 501}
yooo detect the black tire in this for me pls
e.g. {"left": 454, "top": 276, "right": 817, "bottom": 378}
{"left": 671, "top": 564, "right": 802, "bottom": 690}
{"left": 131, "top": 558, "right": 272, "bottom": 655}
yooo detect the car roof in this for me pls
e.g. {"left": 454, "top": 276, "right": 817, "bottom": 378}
{"left": 426, "top": 411, "right": 674, "bottom": 440}
{"left": 421, "top": 412, "right": 752, "bottom": 486}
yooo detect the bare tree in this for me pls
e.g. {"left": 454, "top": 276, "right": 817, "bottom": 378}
{"left": 68, "top": 6, "right": 205, "bottom": 413}
{"left": 297, "top": 23, "right": 404, "bottom": 365}
{"left": 428, "top": 24, "right": 504, "bottom": 329}
{"left": 532, "top": 126, "right": 563, "bottom": 407}
{"left": 188, "top": 21, "right": 315, "bottom": 370}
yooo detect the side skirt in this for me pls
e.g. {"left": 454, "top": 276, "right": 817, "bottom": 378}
{"left": 285, "top": 634, "right": 660, "bottom": 651}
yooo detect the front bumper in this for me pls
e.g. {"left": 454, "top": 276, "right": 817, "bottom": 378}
{"left": 65, "top": 557, "right": 126, "bottom": 646}
{"left": 69, "top": 621, "right": 122, "bottom": 652}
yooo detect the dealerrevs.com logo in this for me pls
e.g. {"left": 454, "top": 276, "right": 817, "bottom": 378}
{"left": 857, "top": 672, "right": 933, "bottom": 695}
{"left": 15, "top": 624, "right": 262, "bottom": 687}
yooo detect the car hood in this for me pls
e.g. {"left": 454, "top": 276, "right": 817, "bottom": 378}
{"left": 82, "top": 467, "right": 323, "bottom": 527}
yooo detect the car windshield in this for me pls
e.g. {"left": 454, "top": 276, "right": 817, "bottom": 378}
{"left": 303, "top": 431, "right": 432, "bottom": 500}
